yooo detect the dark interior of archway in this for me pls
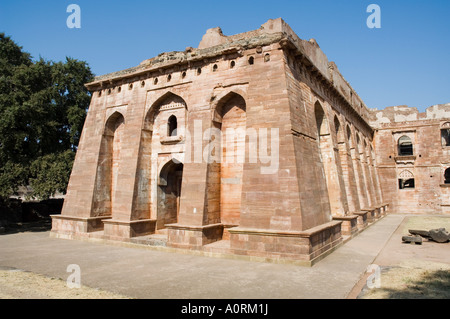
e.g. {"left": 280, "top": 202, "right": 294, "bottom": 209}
{"left": 157, "top": 162, "right": 183, "bottom": 229}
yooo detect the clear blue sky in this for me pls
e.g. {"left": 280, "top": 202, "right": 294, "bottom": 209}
{"left": 1, "top": 0, "right": 449, "bottom": 112}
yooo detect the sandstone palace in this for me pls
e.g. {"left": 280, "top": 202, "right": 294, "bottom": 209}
{"left": 51, "top": 19, "right": 450, "bottom": 265}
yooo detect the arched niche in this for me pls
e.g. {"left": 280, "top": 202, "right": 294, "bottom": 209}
{"left": 134, "top": 92, "right": 188, "bottom": 223}
{"left": 211, "top": 91, "right": 247, "bottom": 236}
{"left": 93, "top": 111, "right": 125, "bottom": 217}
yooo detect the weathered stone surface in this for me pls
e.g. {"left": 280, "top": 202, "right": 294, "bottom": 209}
{"left": 370, "top": 104, "right": 450, "bottom": 215}
{"left": 50, "top": 17, "right": 447, "bottom": 263}
{"left": 409, "top": 228, "right": 450, "bottom": 243}
{"left": 402, "top": 235, "right": 423, "bottom": 245}
{"left": 409, "top": 229, "right": 431, "bottom": 238}
{"left": 428, "top": 228, "right": 450, "bottom": 243}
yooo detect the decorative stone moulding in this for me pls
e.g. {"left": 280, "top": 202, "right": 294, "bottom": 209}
{"left": 160, "top": 135, "right": 184, "bottom": 145}
{"left": 394, "top": 155, "right": 416, "bottom": 164}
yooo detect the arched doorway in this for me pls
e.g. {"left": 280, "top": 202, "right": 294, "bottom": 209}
{"left": 157, "top": 160, "right": 183, "bottom": 229}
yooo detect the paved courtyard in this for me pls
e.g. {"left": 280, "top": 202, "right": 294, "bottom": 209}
{"left": 0, "top": 215, "right": 410, "bottom": 299}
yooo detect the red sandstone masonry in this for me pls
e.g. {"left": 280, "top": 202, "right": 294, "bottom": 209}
{"left": 51, "top": 18, "right": 394, "bottom": 264}
{"left": 371, "top": 105, "right": 450, "bottom": 214}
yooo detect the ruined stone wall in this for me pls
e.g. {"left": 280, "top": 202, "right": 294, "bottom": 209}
{"left": 370, "top": 104, "right": 450, "bottom": 214}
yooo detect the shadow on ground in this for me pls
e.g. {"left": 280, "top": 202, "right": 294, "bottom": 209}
{"left": 0, "top": 198, "right": 62, "bottom": 235}
{"left": 2, "top": 219, "right": 53, "bottom": 234}
{"left": 361, "top": 268, "right": 450, "bottom": 299}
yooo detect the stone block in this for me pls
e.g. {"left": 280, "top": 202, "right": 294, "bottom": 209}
{"left": 332, "top": 215, "right": 359, "bottom": 236}
{"left": 166, "top": 223, "right": 223, "bottom": 249}
{"left": 103, "top": 219, "right": 156, "bottom": 240}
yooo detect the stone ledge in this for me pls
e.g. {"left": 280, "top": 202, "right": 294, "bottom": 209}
{"left": 51, "top": 215, "right": 109, "bottom": 222}
{"left": 102, "top": 219, "right": 155, "bottom": 226}
{"left": 166, "top": 223, "right": 224, "bottom": 249}
{"left": 222, "top": 224, "right": 239, "bottom": 240}
{"left": 332, "top": 215, "right": 358, "bottom": 221}
{"left": 160, "top": 136, "right": 184, "bottom": 145}
{"left": 51, "top": 215, "right": 111, "bottom": 233}
{"left": 228, "top": 221, "right": 343, "bottom": 264}
{"left": 228, "top": 220, "right": 342, "bottom": 238}
{"left": 360, "top": 207, "right": 377, "bottom": 222}
{"left": 352, "top": 211, "right": 369, "bottom": 230}
{"left": 333, "top": 215, "right": 359, "bottom": 236}
{"left": 165, "top": 223, "right": 223, "bottom": 231}
{"left": 103, "top": 219, "right": 156, "bottom": 239}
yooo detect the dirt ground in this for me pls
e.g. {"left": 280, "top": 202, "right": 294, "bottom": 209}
{"left": 357, "top": 215, "right": 450, "bottom": 299}
{"left": 0, "top": 219, "right": 132, "bottom": 299}
{"left": 0, "top": 268, "right": 131, "bottom": 299}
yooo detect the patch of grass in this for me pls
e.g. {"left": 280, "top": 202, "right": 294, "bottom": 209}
{"left": 361, "top": 260, "right": 450, "bottom": 299}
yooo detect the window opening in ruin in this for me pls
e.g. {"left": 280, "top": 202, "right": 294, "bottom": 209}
{"left": 398, "top": 170, "right": 415, "bottom": 189}
{"left": 398, "top": 135, "right": 413, "bottom": 156}
{"left": 168, "top": 115, "right": 177, "bottom": 137}
{"left": 441, "top": 128, "right": 450, "bottom": 147}
{"left": 399, "top": 178, "right": 415, "bottom": 189}
{"left": 230, "top": 61, "right": 236, "bottom": 68}
{"left": 264, "top": 53, "right": 270, "bottom": 62}
{"left": 213, "top": 64, "right": 218, "bottom": 72}
{"left": 445, "top": 168, "right": 450, "bottom": 184}
{"left": 197, "top": 68, "right": 202, "bottom": 75}
{"left": 248, "top": 56, "right": 254, "bottom": 65}
{"left": 167, "top": 74, "right": 172, "bottom": 82}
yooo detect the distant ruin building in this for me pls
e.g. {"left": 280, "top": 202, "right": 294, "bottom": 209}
{"left": 51, "top": 18, "right": 450, "bottom": 265}
{"left": 370, "top": 105, "right": 450, "bottom": 215}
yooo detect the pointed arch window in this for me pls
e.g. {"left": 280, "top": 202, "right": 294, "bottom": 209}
{"left": 168, "top": 115, "right": 177, "bottom": 137}
{"left": 398, "top": 170, "right": 415, "bottom": 189}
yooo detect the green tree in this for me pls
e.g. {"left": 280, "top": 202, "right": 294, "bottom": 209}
{"left": 0, "top": 33, "right": 94, "bottom": 200}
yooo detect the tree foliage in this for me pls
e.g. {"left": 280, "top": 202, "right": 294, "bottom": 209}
{"left": 0, "top": 33, "right": 94, "bottom": 200}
